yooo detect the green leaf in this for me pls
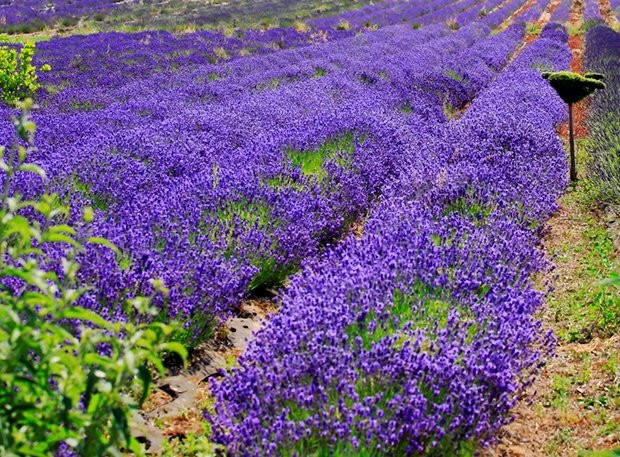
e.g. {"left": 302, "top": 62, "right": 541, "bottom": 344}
{"left": 4, "top": 215, "right": 34, "bottom": 241}
{"left": 160, "top": 342, "right": 188, "bottom": 364}
{"left": 83, "top": 353, "right": 111, "bottom": 367}
{"left": 112, "top": 407, "right": 131, "bottom": 444}
{"left": 60, "top": 307, "right": 115, "bottom": 331}
{"left": 16, "top": 163, "right": 46, "bottom": 180}
{"left": 85, "top": 236, "right": 120, "bottom": 255}
{"left": 21, "top": 291, "right": 57, "bottom": 308}
{"left": 136, "top": 365, "right": 152, "bottom": 406}
{"left": 0, "top": 266, "right": 38, "bottom": 283}
{"left": 16, "top": 445, "right": 48, "bottom": 457}
{"left": 42, "top": 232, "right": 81, "bottom": 248}
{"left": 48, "top": 224, "right": 77, "bottom": 236}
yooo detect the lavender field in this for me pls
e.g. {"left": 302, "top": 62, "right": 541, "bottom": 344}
{"left": 0, "top": 0, "right": 378, "bottom": 33}
{"left": 0, "top": 0, "right": 618, "bottom": 455}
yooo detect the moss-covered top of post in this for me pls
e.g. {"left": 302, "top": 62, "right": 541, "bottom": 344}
{"left": 541, "top": 71, "right": 606, "bottom": 104}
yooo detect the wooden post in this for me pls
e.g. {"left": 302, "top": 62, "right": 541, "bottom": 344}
{"left": 568, "top": 102, "right": 577, "bottom": 182}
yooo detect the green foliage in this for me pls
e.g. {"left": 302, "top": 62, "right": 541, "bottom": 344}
{"left": 336, "top": 19, "right": 351, "bottom": 30}
{"left": 584, "top": 72, "right": 606, "bottom": 81}
{"left": 443, "top": 196, "right": 492, "bottom": 221}
{"left": 446, "top": 20, "right": 459, "bottom": 30}
{"left": 0, "top": 101, "right": 187, "bottom": 456}
{"left": 161, "top": 431, "right": 221, "bottom": 457}
{"left": 400, "top": 101, "right": 412, "bottom": 114}
{"left": 581, "top": 19, "right": 603, "bottom": 33}
{"left": 526, "top": 22, "right": 542, "bottom": 35}
{"left": 442, "top": 99, "right": 458, "bottom": 120}
{"left": 578, "top": 449, "right": 620, "bottom": 457}
{"left": 541, "top": 71, "right": 606, "bottom": 104}
{"left": 563, "top": 222, "right": 619, "bottom": 341}
{"left": 0, "top": 34, "right": 53, "bottom": 44}
{"left": 444, "top": 68, "right": 464, "bottom": 82}
{"left": 286, "top": 132, "right": 356, "bottom": 181}
{"left": 314, "top": 67, "right": 327, "bottom": 78}
{"left": 0, "top": 43, "right": 50, "bottom": 105}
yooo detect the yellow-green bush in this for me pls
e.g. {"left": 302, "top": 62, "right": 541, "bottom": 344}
{"left": 0, "top": 42, "right": 50, "bottom": 105}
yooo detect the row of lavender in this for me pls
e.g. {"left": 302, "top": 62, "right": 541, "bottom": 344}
{"left": 518, "top": 0, "right": 551, "bottom": 23}
{"left": 585, "top": 25, "right": 620, "bottom": 211}
{"left": 583, "top": 0, "right": 604, "bottom": 22}
{"left": 478, "top": 0, "right": 529, "bottom": 28}
{"left": 0, "top": 5, "right": 527, "bottom": 344}
{"left": 210, "top": 23, "right": 571, "bottom": 455}
{"left": 550, "top": 0, "right": 571, "bottom": 23}
{"left": 311, "top": 0, "right": 482, "bottom": 29}
{"left": 0, "top": 0, "right": 133, "bottom": 27}
{"left": 455, "top": 0, "right": 506, "bottom": 27}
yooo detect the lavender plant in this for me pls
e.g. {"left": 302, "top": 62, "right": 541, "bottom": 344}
{"left": 584, "top": 25, "right": 620, "bottom": 212}
{"left": 0, "top": 100, "right": 187, "bottom": 456}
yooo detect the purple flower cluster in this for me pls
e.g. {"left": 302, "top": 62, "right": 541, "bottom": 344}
{"left": 517, "top": 0, "right": 551, "bottom": 23}
{"left": 584, "top": 25, "right": 620, "bottom": 209}
{"left": 210, "top": 24, "right": 571, "bottom": 455}
{"left": 583, "top": 0, "right": 604, "bottom": 23}
{"left": 454, "top": 0, "right": 503, "bottom": 28}
{"left": 480, "top": 0, "right": 529, "bottom": 28}
{"left": 549, "top": 0, "right": 571, "bottom": 24}
{"left": 0, "top": 0, "right": 133, "bottom": 27}
{"left": 0, "top": 0, "right": 529, "bottom": 344}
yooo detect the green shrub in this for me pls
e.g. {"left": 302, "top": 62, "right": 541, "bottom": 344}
{"left": 0, "top": 43, "right": 50, "bottom": 105}
{"left": 446, "top": 20, "right": 459, "bottom": 30}
{"left": 336, "top": 19, "right": 351, "bottom": 31}
{"left": 541, "top": 71, "right": 606, "bottom": 104}
{"left": 0, "top": 100, "right": 187, "bottom": 456}
{"left": 581, "top": 19, "right": 602, "bottom": 33}
{"left": 526, "top": 22, "right": 542, "bottom": 35}
{"left": 542, "top": 71, "right": 606, "bottom": 181}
